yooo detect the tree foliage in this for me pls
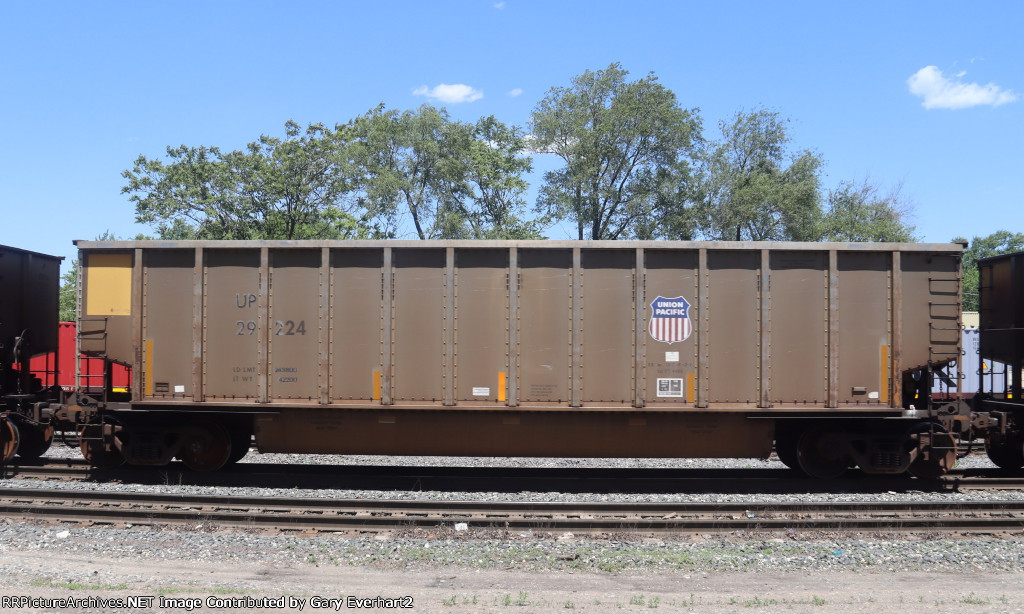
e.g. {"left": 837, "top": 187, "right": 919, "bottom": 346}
{"left": 955, "top": 230, "right": 1024, "bottom": 311}
{"left": 693, "top": 110, "right": 823, "bottom": 241}
{"left": 121, "top": 64, "right": 925, "bottom": 246}
{"left": 351, "top": 105, "right": 458, "bottom": 240}
{"left": 351, "top": 105, "right": 539, "bottom": 239}
{"left": 58, "top": 261, "right": 77, "bottom": 322}
{"left": 820, "top": 180, "right": 917, "bottom": 242}
{"left": 530, "top": 63, "right": 700, "bottom": 240}
{"left": 460, "top": 116, "right": 544, "bottom": 239}
{"left": 126, "top": 110, "right": 539, "bottom": 242}
{"left": 123, "top": 121, "right": 378, "bottom": 240}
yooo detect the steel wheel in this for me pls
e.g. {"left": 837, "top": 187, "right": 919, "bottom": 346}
{"left": 796, "top": 426, "right": 849, "bottom": 479}
{"left": 907, "top": 423, "right": 957, "bottom": 479}
{"left": 16, "top": 422, "right": 53, "bottom": 459}
{"left": 0, "top": 418, "right": 20, "bottom": 463}
{"left": 180, "top": 421, "right": 231, "bottom": 472}
{"left": 985, "top": 432, "right": 1024, "bottom": 470}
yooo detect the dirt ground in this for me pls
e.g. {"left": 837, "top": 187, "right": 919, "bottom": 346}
{"left": 1, "top": 549, "right": 1023, "bottom": 614}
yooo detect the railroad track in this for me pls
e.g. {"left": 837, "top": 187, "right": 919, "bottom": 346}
{"left": 2, "top": 486, "right": 1024, "bottom": 534}
{"left": 4, "top": 459, "right": 1024, "bottom": 493}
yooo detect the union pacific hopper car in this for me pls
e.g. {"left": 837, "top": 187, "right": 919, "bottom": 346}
{"left": 61, "top": 240, "right": 971, "bottom": 478}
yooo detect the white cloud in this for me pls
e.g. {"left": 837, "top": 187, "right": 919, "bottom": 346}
{"left": 494, "top": 1, "right": 505, "bottom": 8}
{"left": 508, "top": 88, "right": 523, "bottom": 97}
{"left": 412, "top": 83, "right": 483, "bottom": 104}
{"left": 907, "top": 66, "right": 1018, "bottom": 110}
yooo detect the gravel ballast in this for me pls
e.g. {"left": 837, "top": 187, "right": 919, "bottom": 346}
{"left": 10, "top": 445, "right": 1024, "bottom": 573}
{"left": 2, "top": 447, "right": 1022, "bottom": 612}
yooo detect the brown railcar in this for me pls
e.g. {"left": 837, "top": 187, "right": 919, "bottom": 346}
{"left": 0, "top": 244, "right": 63, "bottom": 461}
{"left": 977, "top": 251, "right": 1024, "bottom": 468}
{"left": 979, "top": 250, "right": 1024, "bottom": 395}
{"left": 63, "top": 240, "right": 970, "bottom": 477}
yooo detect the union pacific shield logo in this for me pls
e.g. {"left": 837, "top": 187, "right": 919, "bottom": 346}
{"left": 648, "top": 296, "right": 692, "bottom": 344}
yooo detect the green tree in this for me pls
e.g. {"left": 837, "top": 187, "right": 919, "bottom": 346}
{"left": 694, "top": 109, "right": 823, "bottom": 241}
{"left": 58, "top": 261, "right": 77, "bottom": 322}
{"left": 351, "top": 104, "right": 457, "bottom": 239}
{"left": 820, "top": 180, "right": 917, "bottom": 242}
{"left": 352, "top": 105, "right": 538, "bottom": 239}
{"left": 460, "top": 116, "right": 543, "bottom": 239}
{"left": 955, "top": 230, "right": 1024, "bottom": 311}
{"left": 122, "top": 121, "right": 377, "bottom": 240}
{"left": 530, "top": 63, "right": 701, "bottom": 240}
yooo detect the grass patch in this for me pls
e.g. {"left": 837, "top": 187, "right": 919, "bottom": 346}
{"left": 30, "top": 578, "right": 128, "bottom": 591}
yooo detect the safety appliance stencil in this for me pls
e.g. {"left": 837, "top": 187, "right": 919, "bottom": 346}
{"left": 648, "top": 296, "right": 692, "bottom": 344}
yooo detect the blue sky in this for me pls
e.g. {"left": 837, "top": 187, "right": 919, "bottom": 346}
{"left": 2, "top": 1, "right": 1021, "bottom": 270}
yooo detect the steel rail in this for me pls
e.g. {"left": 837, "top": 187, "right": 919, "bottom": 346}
{"left": 2, "top": 487, "right": 1024, "bottom": 533}
{"left": 4, "top": 460, "right": 1024, "bottom": 491}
